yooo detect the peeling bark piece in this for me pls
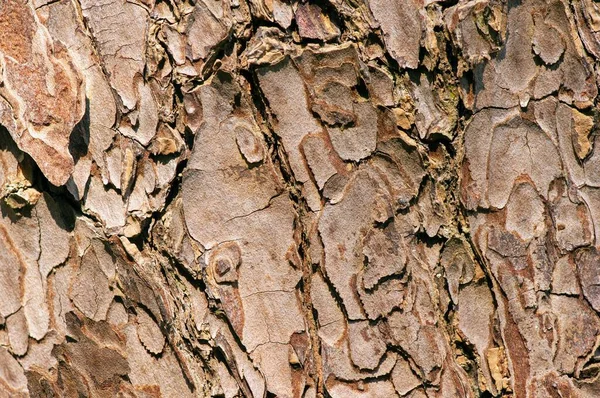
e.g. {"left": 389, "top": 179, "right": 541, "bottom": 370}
{"left": 550, "top": 295, "right": 600, "bottom": 374}
{"left": 461, "top": 108, "right": 510, "bottom": 209}
{"left": 84, "top": 238, "right": 117, "bottom": 280}
{"left": 322, "top": 173, "right": 350, "bottom": 204}
{"left": 0, "top": 0, "right": 85, "bottom": 186}
{"left": 328, "top": 102, "right": 378, "bottom": 161}
{"left": 386, "top": 310, "right": 445, "bottom": 384}
{"left": 463, "top": 109, "right": 561, "bottom": 210}
{"left": 361, "top": 226, "right": 406, "bottom": 290}
{"left": 271, "top": 0, "right": 293, "bottom": 29}
{"left": 322, "top": 331, "right": 398, "bottom": 383}
{"left": 552, "top": 255, "right": 579, "bottom": 295}
{"left": 0, "top": 226, "right": 24, "bottom": 319}
{"left": 104, "top": 142, "right": 123, "bottom": 191}
{"left": 0, "top": 347, "right": 28, "bottom": 396}
{"left": 136, "top": 309, "right": 165, "bottom": 355}
{"left": 2, "top": 186, "right": 40, "bottom": 210}
{"left": 575, "top": 247, "right": 600, "bottom": 312}
{"left": 313, "top": 271, "right": 345, "bottom": 346}
{"left": 319, "top": 169, "right": 385, "bottom": 320}
{"left": 79, "top": 0, "right": 147, "bottom": 110}
{"left": 124, "top": 80, "right": 159, "bottom": 146}
{"left": 368, "top": 0, "right": 422, "bottom": 69}
{"left": 256, "top": 57, "right": 322, "bottom": 185}
{"left": 6, "top": 308, "right": 29, "bottom": 356}
{"left": 295, "top": 43, "right": 359, "bottom": 84}
{"left": 57, "top": 316, "right": 130, "bottom": 389}
{"left": 186, "top": 0, "right": 232, "bottom": 62}
{"left": 412, "top": 73, "right": 458, "bottom": 140}
{"left": 121, "top": 142, "right": 139, "bottom": 198}
{"left": 440, "top": 238, "right": 476, "bottom": 303}
{"left": 473, "top": 3, "right": 537, "bottom": 109}
{"left": 107, "top": 301, "right": 128, "bottom": 328}
{"left": 371, "top": 141, "right": 426, "bottom": 208}
{"left": 487, "top": 228, "right": 528, "bottom": 266}
{"left": 295, "top": 3, "right": 340, "bottom": 42}
{"left": 183, "top": 166, "right": 280, "bottom": 246}
{"left": 84, "top": 181, "right": 126, "bottom": 233}
{"left": 417, "top": 179, "right": 447, "bottom": 238}
{"left": 358, "top": 277, "right": 408, "bottom": 321}
{"left": 505, "top": 182, "right": 546, "bottom": 242}
{"left": 367, "top": 65, "right": 395, "bottom": 107}
{"left": 552, "top": 196, "right": 593, "bottom": 251}
{"left": 241, "top": 26, "right": 289, "bottom": 68}
{"left": 152, "top": 198, "right": 201, "bottom": 275}
{"left": 391, "top": 357, "right": 420, "bottom": 396}
{"left": 556, "top": 103, "right": 588, "bottom": 184}
{"left": 583, "top": 136, "right": 600, "bottom": 187}
{"left": 0, "top": 200, "right": 51, "bottom": 342}
{"left": 22, "top": 255, "right": 49, "bottom": 341}
{"left": 38, "top": 193, "right": 72, "bottom": 277}
{"left": 70, "top": 245, "right": 113, "bottom": 322}
{"left": 312, "top": 81, "right": 356, "bottom": 127}
{"left": 532, "top": 17, "right": 565, "bottom": 65}
{"left": 150, "top": 124, "right": 184, "bottom": 157}
{"left": 66, "top": 157, "right": 93, "bottom": 202}
{"left": 347, "top": 320, "right": 387, "bottom": 370}
{"left": 162, "top": 25, "right": 186, "bottom": 66}
{"left": 573, "top": 0, "right": 600, "bottom": 57}
{"left": 242, "top": 284, "right": 304, "bottom": 350}
{"left": 571, "top": 107, "right": 594, "bottom": 160}
{"left": 444, "top": 0, "right": 506, "bottom": 66}
{"left": 489, "top": 119, "right": 560, "bottom": 209}
{"left": 245, "top": 293, "right": 306, "bottom": 395}
{"left": 123, "top": 318, "right": 194, "bottom": 397}
{"left": 301, "top": 134, "right": 339, "bottom": 190}
{"left": 457, "top": 283, "right": 496, "bottom": 394}
{"left": 218, "top": 285, "right": 245, "bottom": 337}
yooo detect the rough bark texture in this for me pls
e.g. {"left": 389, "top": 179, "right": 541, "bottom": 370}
{"left": 2, "top": 0, "right": 600, "bottom": 397}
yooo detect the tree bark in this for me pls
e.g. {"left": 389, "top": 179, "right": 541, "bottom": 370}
{"left": 1, "top": 0, "right": 600, "bottom": 396}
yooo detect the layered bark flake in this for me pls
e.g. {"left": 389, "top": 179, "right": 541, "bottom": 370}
{"left": 2, "top": 0, "right": 600, "bottom": 397}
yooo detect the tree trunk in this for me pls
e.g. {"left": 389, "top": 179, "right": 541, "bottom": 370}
{"left": 1, "top": 0, "right": 600, "bottom": 396}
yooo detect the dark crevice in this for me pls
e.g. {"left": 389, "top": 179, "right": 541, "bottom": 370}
{"left": 242, "top": 64, "right": 326, "bottom": 397}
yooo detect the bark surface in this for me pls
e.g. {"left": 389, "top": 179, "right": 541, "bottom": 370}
{"left": 1, "top": 0, "right": 600, "bottom": 397}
